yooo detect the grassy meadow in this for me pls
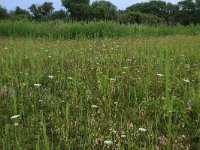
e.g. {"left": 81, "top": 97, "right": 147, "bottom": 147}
{"left": 0, "top": 34, "right": 200, "bottom": 149}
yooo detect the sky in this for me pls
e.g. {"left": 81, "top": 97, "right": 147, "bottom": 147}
{"left": 0, "top": 0, "right": 180, "bottom": 11}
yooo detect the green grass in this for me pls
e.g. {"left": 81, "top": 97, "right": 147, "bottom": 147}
{"left": 0, "top": 20, "right": 200, "bottom": 39}
{"left": 0, "top": 35, "right": 200, "bottom": 149}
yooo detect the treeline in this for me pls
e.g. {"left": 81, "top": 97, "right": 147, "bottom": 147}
{"left": 1, "top": 0, "right": 200, "bottom": 25}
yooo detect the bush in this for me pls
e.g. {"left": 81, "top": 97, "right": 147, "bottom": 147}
{"left": 121, "top": 11, "right": 164, "bottom": 25}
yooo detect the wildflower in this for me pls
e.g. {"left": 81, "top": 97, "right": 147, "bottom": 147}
{"left": 110, "top": 78, "right": 116, "bottom": 83}
{"left": 11, "top": 115, "right": 20, "bottom": 119}
{"left": 123, "top": 67, "right": 128, "bottom": 69}
{"left": 183, "top": 79, "right": 190, "bottom": 83}
{"left": 34, "top": 84, "right": 41, "bottom": 87}
{"left": 91, "top": 105, "right": 98, "bottom": 108}
{"left": 121, "top": 134, "right": 126, "bottom": 138}
{"left": 67, "top": 77, "right": 73, "bottom": 80}
{"left": 39, "top": 100, "right": 44, "bottom": 103}
{"left": 139, "top": 127, "right": 147, "bottom": 132}
{"left": 157, "top": 73, "right": 164, "bottom": 77}
{"left": 48, "top": 75, "right": 54, "bottom": 79}
{"left": 182, "top": 135, "right": 186, "bottom": 138}
{"left": 104, "top": 140, "right": 113, "bottom": 146}
{"left": 122, "top": 72, "right": 126, "bottom": 75}
{"left": 14, "top": 123, "right": 19, "bottom": 126}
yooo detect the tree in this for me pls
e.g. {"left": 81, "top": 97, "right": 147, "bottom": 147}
{"left": 176, "top": 0, "right": 196, "bottom": 24}
{"left": 121, "top": 11, "right": 163, "bottom": 24}
{"left": 166, "top": 3, "right": 179, "bottom": 25}
{"left": 0, "top": 5, "right": 8, "bottom": 20}
{"left": 61, "top": 0, "right": 90, "bottom": 20}
{"left": 29, "top": 2, "right": 54, "bottom": 20}
{"left": 194, "top": 0, "right": 200, "bottom": 23}
{"left": 69, "top": 3, "right": 91, "bottom": 20}
{"left": 50, "top": 9, "right": 68, "bottom": 20}
{"left": 91, "top": 1, "right": 118, "bottom": 21}
{"left": 39, "top": 2, "right": 54, "bottom": 17}
{"left": 11, "top": 6, "right": 31, "bottom": 20}
{"left": 61, "top": 0, "right": 90, "bottom": 10}
{"left": 28, "top": 4, "right": 42, "bottom": 19}
{"left": 126, "top": 1, "right": 168, "bottom": 18}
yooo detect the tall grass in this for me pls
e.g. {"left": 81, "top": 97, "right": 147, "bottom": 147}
{"left": 0, "top": 36, "right": 200, "bottom": 149}
{"left": 0, "top": 20, "right": 200, "bottom": 39}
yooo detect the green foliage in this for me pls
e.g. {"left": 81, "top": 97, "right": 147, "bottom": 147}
{"left": 40, "top": 2, "right": 54, "bottom": 17}
{"left": 121, "top": 11, "right": 164, "bottom": 24}
{"left": 69, "top": 3, "right": 91, "bottom": 20}
{"left": 176, "top": 0, "right": 196, "bottom": 25}
{"left": 0, "top": 5, "right": 8, "bottom": 20}
{"left": 0, "top": 20, "right": 200, "bottom": 39}
{"left": 28, "top": 4, "right": 43, "bottom": 19}
{"left": 9, "top": 6, "right": 31, "bottom": 20}
{"left": 50, "top": 9, "right": 68, "bottom": 20}
{"left": 61, "top": 0, "right": 90, "bottom": 10}
{"left": 126, "top": 1, "right": 168, "bottom": 18}
{"left": 61, "top": 0, "right": 90, "bottom": 20}
{"left": 91, "top": 1, "right": 118, "bottom": 21}
{"left": 28, "top": 2, "right": 54, "bottom": 20}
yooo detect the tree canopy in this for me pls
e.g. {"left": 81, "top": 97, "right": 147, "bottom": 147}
{"left": 1, "top": 0, "right": 200, "bottom": 25}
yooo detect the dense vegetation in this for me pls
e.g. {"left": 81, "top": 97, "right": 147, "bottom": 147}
{"left": 0, "top": 21, "right": 200, "bottom": 39}
{"left": 1, "top": 0, "right": 200, "bottom": 25}
{"left": 0, "top": 1, "right": 200, "bottom": 149}
{"left": 0, "top": 35, "right": 200, "bottom": 149}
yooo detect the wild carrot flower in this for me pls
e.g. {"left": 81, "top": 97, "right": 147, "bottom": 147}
{"left": 34, "top": 84, "right": 41, "bottom": 87}
{"left": 139, "top": 127, "right": 147, "bottom": 132}
{"left": 48, "top": 75, "right": 54, "bottom": 79}
{"left": 104, "top": 140, "right": 113, "bottom": 145}
{"left": 110, "top": 78, "right": 116, "bottom": 83}
{"left": 11, "top": 115, "right": 20, "bottom": 119}
{"left": 123, "top": 67, "right": 128, "bottom": 69}
{"left": 157, "top": 73, "right": 164, "bottom": 77}
{"left": 183, "top": 79, "right": 190, "bottom": 83}
{"left": 91, "top": 105, "right": 98, "bottom": 108}
{"left": 121, "top": 134, "right": 126, "bottom": 138}
{"left": 67, "top": 77, "right": 73, "bottom": 80}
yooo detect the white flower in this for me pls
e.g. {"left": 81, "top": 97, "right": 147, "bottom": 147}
{"left": 67, "top": 77, "right": 73, "bottom": 80}
{"left": 139, "top": 127, "right": 147, "bottom": 132}
{"left": 4, "top": 47, "right": 8, "bottom": 50}
{"left": 91, "top": 105, "right": 98, "bottom": 108}
{"left": 157, "top": 73, "right": 164, "bottom": 77}
{"left": 104, "top": 140, "right": 113, "bottom": 145}
{"left": 48, "top": 75, "right": 54, "bottom": 79}
{"left": 39, "top": 100, "right": 44, "bottom": 103}
{"left": 183, "top": 79, "right": 190, "bottom": 83}
{"left": 14, "top": 123, "right": 19, "bottom": 126}
{"left": 121, "top": 134, "right": 126, "bottom": 138}
{"left": 123, "top": 67, "right": 128, "bottom": 69}
{"left": 110, "top": 78, "right": 116, "bottom": 82}
{"left": 11, "top": 115, "right": 20, "bottom": 119}
{"left": 34, "top": 84, "right": 41, "bottom": 87}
